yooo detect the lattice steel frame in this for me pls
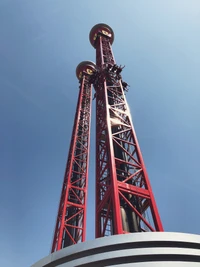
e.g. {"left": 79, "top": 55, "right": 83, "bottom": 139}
{"left": 51, "top": 68, "right": 93, "bottom": 252}
{"left": 51, "top": 24, "right": 163, "bottom": 253}
{"left": 90, "top": 24, "right": 163, "bottom": 238}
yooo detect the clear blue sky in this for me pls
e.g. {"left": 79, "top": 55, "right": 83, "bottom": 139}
{"left": 0, "top": 0, "right": 200, "bottom": 266}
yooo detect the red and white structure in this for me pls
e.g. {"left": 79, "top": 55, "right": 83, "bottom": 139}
{"left": 51, "top": 23, "right": 163, "bottom": 253}
{"left": 32, "top": 24, "right": 200, "bottom": 267}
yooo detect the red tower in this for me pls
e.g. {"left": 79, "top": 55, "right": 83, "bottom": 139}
{"left": 52, "top": 24, "right": 163, "bottom": 252}
{"left": 51, "top": 61, "right": 96, "bottom": 252}
{"left": 89, "top": 24, "right": 163, "bottom": 238}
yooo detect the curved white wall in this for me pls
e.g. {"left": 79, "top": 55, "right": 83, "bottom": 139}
{"left": 31, "top": 232, "right": 200, "bottom": 267}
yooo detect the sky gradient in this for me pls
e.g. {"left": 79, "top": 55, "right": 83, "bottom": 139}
{"left": 0, "top": 0, "right": 200, "bottom": 266}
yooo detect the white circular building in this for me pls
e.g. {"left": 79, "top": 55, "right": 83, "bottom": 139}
{"left": 31, "top": 232, "right": 200, "bottom": 267}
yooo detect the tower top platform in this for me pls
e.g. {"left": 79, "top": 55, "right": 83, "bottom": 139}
{"left": 89, "top": 23, "right": 114, "bottom": 48}
{"left": 76, "top": 61, "right": 96, "bottom": 80}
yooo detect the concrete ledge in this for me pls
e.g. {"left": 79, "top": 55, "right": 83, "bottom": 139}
{"left": 31, "top": 232, "right": 200, "bottom": 267}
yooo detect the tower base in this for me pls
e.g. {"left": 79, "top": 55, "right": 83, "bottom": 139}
{"left": 31, "top": 232, "right": 200, "bottom": 267}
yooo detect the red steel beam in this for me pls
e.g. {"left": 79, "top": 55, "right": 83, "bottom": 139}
{"left": 51, "top": 61, "right": 95, "bottom": 252}
{"left": 90, "top": 23, "right": 163, "bottom": 237}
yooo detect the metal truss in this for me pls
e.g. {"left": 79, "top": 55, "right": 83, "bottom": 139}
{"left": 51, "top": 74, "right": 92, "bottom": 252}
{"left": 51, "top": 24, "right": 163, "bottom": 253}
{"left": 94, "top": 31, "right": 163, "bottom": 238}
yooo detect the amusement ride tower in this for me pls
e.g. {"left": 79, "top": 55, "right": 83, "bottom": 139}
{"left": 32, "top": 24, "right": 200, "bottom": 267}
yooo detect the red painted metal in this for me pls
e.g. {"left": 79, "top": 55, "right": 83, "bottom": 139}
{"left": 51, "top": 24, "right": 163, "bottom": 252}
{"left": 90, "top": 24, "right": 163, "bottom": 238}
{"left": 51, "top": 62, "right": 95, "bottom": 252}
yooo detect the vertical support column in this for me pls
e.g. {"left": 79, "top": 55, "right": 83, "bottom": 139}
{"left": 51, "top": 62, "right": 96, "bottom": 252}
{"left": 94, "top": 35, "right": 123, "bottom": 237}
{"left": 90, "top": 24, "right": 163, "bottom": 238}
